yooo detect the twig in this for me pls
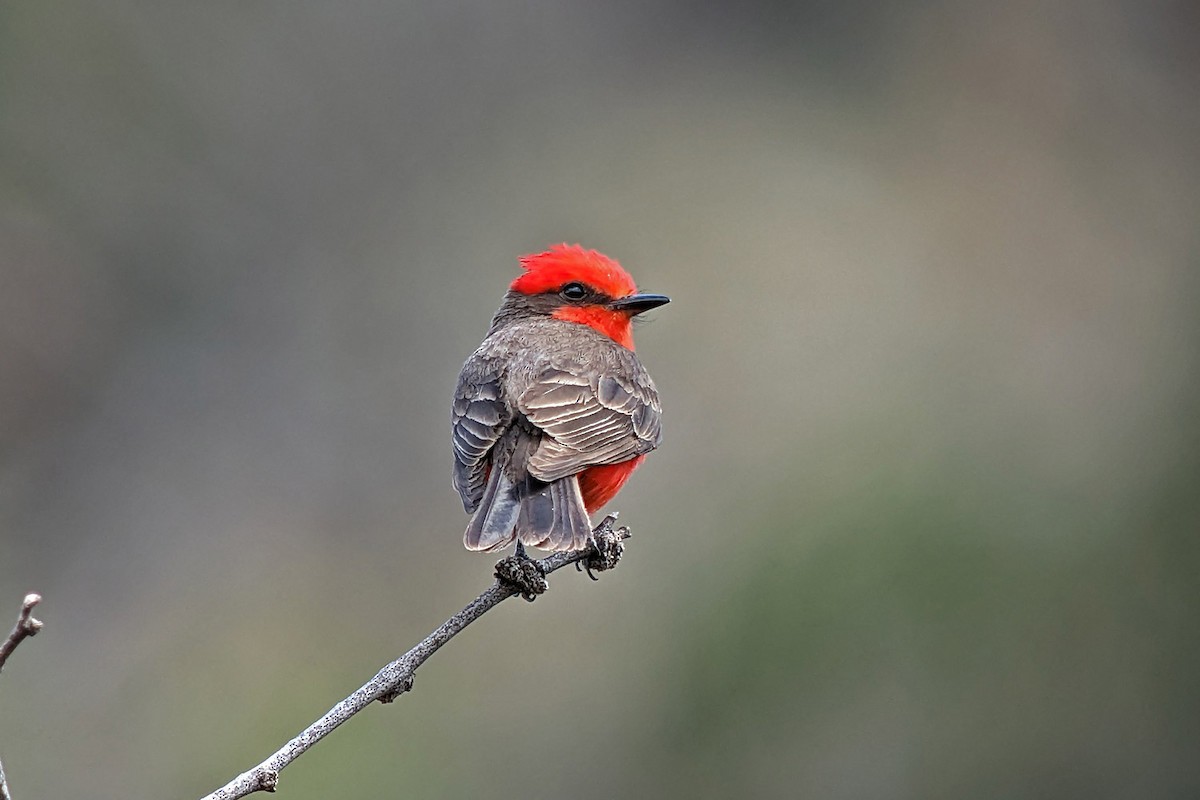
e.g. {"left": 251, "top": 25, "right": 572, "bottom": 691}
{"left": 0, "top": 593, "right": 45, "bottom": 800}
{"left": 199, "top": 515, "right": 630, "bottom": 800}
{"left": 0, "top": 594, "right": 43, "bottom": 675}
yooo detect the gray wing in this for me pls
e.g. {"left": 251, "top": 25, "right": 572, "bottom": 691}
{"left": 519, "top": 355, "right": 661, "bottom": 483}
{"left": 452, "top": 360, "right": 510, "bottom": 513}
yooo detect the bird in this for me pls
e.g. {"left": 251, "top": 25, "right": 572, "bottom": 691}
{"left": 452, "top": 244, "right": 668, "bottom": 555}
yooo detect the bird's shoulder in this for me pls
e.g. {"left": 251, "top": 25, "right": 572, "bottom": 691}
{"left": 468, "top": 319, "right": 646, "bottom": 385}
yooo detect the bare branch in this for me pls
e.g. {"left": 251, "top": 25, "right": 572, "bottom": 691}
{"left": 199, "top": 516, "right": 630, "bottom": 800}
{"left": 0, "top": 753, "right": 11, "bottom": 800}
{"left": 1, "top": 592, "right": 45, "bottom": 800}
{"left": 0, "top": 594, "right": 43, "bottom": 675}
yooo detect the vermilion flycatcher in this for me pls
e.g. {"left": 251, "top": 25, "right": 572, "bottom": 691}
{"left": 452, "top": 244, "right": 668, "bottom": 553}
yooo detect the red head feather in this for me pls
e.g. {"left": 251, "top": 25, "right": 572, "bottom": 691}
{"left": 510, "top": 244, "right": 637, "bottom": 298}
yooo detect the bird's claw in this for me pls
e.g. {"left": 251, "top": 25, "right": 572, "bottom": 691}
{"left": 495, "top": 551, "right": 548, "bottom": 601}
{"left": 576, "top": 513, "right": 630, "bottom": 579}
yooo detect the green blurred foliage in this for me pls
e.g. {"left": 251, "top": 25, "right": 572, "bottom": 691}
{"left": 644, "top": 440, "right": 1200, "bottom": 798}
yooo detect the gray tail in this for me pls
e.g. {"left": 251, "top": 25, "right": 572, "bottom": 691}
{"left": 463, "top": 469, "right": 591, "bottom": 553}
{"left": 463, "top": 467, "right": 521, "bottom": 552}
{"left": 516, "top": 474, "right": 592, "bottom": 552}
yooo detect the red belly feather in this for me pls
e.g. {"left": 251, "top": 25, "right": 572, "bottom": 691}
{"left": 578, "top": 456, "right": 645, "bottom": 512}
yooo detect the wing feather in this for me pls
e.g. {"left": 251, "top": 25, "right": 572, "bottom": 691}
{"left": 521, "top": 356, "right": 662, "bottom": 483}
{"left": 452, "top": 366, "right": 509, "bottom": 513}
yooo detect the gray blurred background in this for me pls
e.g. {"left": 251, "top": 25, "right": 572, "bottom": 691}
{"left": 2, "top": 2, "right": 1198, "bottom": 798}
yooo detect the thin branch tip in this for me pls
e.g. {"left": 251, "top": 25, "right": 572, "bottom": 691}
{"left": 17, "top": 594, "right": 43, "bottom": 635}
{"left": 2, "top": 591, "right": 47, "bottom": 800}
{"left": 1, "top": 590, "right": 46, "bottom": 674}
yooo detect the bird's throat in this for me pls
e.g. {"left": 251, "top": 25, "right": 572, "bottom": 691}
{"left": 552, "top": 306, "right": 635, "bottom": 350}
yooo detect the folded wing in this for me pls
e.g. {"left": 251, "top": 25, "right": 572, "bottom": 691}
{"left": 451, "top": 369, "right": 509, "bottom": 513}
{"left": 520, "top": 356, "right": 661, "bottom": 483}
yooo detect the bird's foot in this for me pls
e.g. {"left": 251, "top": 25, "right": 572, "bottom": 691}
{"left": 577, "top": 513, "right": 631, "bottom": 580}
{"left": 495, "top": 545, "right": 548, "bottom": 601}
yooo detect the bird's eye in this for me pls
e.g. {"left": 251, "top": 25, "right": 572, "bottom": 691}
{"left": 560, "top": 282, "right": 589, "bottom": 301}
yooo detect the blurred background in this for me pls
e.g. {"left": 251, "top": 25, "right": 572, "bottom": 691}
{"left": 2, "top": 1, "right": 1198, "bottom": 797}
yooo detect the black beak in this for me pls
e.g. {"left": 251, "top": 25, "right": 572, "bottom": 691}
{"left": 609, "top": 293, "right": 671, "bottom": 315}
